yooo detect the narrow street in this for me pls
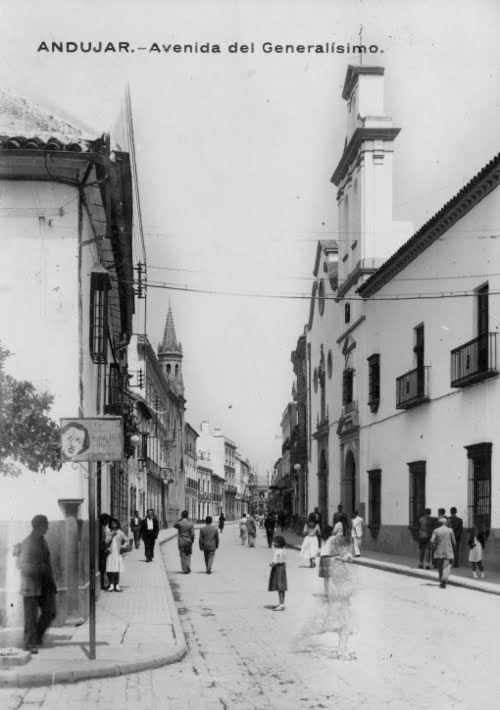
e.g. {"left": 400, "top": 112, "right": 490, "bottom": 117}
{"left": 2, "top": 524, "right": 500, "bottom": 709}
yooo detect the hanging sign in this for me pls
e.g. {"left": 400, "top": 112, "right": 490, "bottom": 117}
{"left": 60, "top": 417, "right": 123, "bottom": 462}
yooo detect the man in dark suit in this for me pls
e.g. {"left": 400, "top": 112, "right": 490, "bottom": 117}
{"left": 139, "top": 509, "right": 159, "bottom": 562}
{"left": 19, "top": 515, "right": 57, "bottom": 653}
{"left": 448, "top": 507, "right": 463, "bottom": 567}
{"left": 199, "top": 516, "right": 219, "bottom": 574}
{"left": 332, "top": 504, "right": 348, "bottom": 536}
{"left": 130, "top": 510, "right": 142, "bottom": 549}
{"left": 174, "top": 510, "right": 195, "bottom": 573}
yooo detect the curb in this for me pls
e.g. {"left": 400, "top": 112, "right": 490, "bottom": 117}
{"left": 289, "top": 544, "right": 500, "bottom": 596}
{"left": 0, "top": 533, "right": 187, "bottom": 688}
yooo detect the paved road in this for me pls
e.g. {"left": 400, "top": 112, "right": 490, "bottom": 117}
{"left": 2, "top": 525, "right": 500, "bottom": 709}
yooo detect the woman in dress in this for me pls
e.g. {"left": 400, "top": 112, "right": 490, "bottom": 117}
{"left": 239, "top": 514, "right": 248, "bottom": 545}
{"left": 300, "top": 514, "right": 321, "bottom": 567}
{"left": 105, "top": 518, "right": 128, "bottom": 592}
{"left": 318, "top": 525, "right": 335, "bottom": 593}
{"left": 218, "top": 513, "right": 225, "bottom": 533}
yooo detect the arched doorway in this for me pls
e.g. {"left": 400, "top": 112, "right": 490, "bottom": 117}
{"left": 344, "top": 450, "right": 356, "bottom": 515}
{"left": 318, "top": 448, "right": 328, "bottom": 526}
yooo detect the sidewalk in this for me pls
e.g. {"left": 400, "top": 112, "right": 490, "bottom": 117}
{"left": 282, "top": 528, "right": 500, "bottom": 596}
{"left": 0, "top": 529, "right": 186, "bottom": 688}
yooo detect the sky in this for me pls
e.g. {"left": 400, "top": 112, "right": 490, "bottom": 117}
{"left": 1, "top": 0, "right": 500, "bottom": 479}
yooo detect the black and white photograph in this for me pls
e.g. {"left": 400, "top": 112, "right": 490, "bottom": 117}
{"left": 0, "top": 0, "right": 500, "bottom": 708}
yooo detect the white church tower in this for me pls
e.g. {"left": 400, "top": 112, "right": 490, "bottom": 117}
{"left": 331, "top": 65, "right": 411, "bottom": 296}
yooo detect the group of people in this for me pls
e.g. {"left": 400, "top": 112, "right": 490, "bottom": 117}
{"left": 417, "top": 507, "right": 486, "bottom": 586}
{"left": 299, "top": 505, "right": 364, "bottom": 566}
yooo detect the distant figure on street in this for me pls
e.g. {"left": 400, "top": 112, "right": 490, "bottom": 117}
{"left": 332, "top": 504, "right": 348, "bottom": 537}
{"left": 417, "top": 508, "right": 437, "bottom": 570}
{"left": 300, "top": 514, "right": 321, "bottom": 567}
{"left": 468, "top": 526, "right": 486, "bottom": 579}
{"left": 246, "top": 512, "right": 257, "bottom": 547}
{"left": 99, "top": 513, "right": 112, "bottom": 590}
{"left": 259, "top": 513, "right": 265, "bottom": 529}
{"left": 130, "top": 510, "right": 142, "bottom": 550}
{"left": 105, "top": 518, "right": 128, "bottom": 592}
{"left": 174, "top": 510, "right": 195, "bottom": 573}
{"left": 277, "top": 510, "right": 286, "bottom": 532}
{"left": 239, "top": 514, "right": 248, "bottom": 545}
{"left": 264, "top": 511, "right": 276, "bottom": 548}
{"left": 350, "top": 510, "right": 364, "bottom": 557}
{"left": 268, "top": 535, "right": 287, "bottom": 611}
{"left": 448, "top": 507, "right": 463, "bottom": 568}
{"left": 140, "top": 509, "right": 159, "bottom": 562}
{"left": 218, "top": 513, "right": 225, "bottom": 533}
{"left": 19, "top": 514, "right": 57, "bottom": 653}
{"left": 312, "top": 506, "right": 322, "bottom": 530}
{"left": 431, "top": 517, "right": 456, "bottom": 588}
{"left": 199, "top": 516, "right": 219, "bottom": 574}
{"left": 318, "top": 525, "right": 335, "bottom": 594}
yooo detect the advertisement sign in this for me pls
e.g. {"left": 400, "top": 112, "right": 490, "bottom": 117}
{"left": 60, "top": 417, "right": 123, "bottom": 462}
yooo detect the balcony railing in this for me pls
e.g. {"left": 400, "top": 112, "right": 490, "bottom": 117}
{"left": 396, "top": 366, "right": 430, "bottom": 409}
{"left": 451, "top": 333, "right": 498, "bottom": 387}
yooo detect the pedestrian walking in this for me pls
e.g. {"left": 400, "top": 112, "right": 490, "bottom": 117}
{"left": 99, "top": 513, "right": 112, "bottom": 590}
{"left": 246, "top": 512, "right": 257, "bottom": 547}
{"left": 468, "top": 526, "right": 486, "bottom": 579}
{"left": 174, "top": 510, "right": 195, "bottom": 573}
{"left": 140, "top": 509, "right": 159, "bottom": 562}
{"left": 268, "top": 535, "right": 287, "bottom": 611}
{"left": 430, "top": 517, "right": 457, "bottom": 588}
{"left": 239, "top": 514, "right": 248, "bottom": 545}
{"left": 105, "top": 518, "right": 128, "bottom": 592}
{"left": 259, "top": 513, "right": 265, "bottom": 529}
{"left": 417, "top": 508, "right": 437, "bottom": 569}
{"left": 264, "top": 511, "right": 276, "bottom": 548}
{"left": 130, "top": 510, "right": 142, "bottom": 549}
{"left": 311, "top": 506, "right": 322, "bottom": 530}
{"left": 448, "top": 507, "right": 463, "bottom": 568}
{"left": 19, "top": 514, "right": 57, "bottom": 653}
{"left": 300, "top": 514, "right": 321, "bottom": 567}
{"left": 199, "top": 516, "right": 219, "bottom": 574}
{"left": 318, "top": 525, "right": 335, "bottom": 594}
{"left": 350, "top": 510, "right": 364, "bottom": 557}
{"left": 218, "top": 512, "right": 225, "bottom": 533}
{"left": 332, "top": 504, "right": 348, "bottom": 536}
{"left": 277, "top": 510, "right": 286, "bottom": 532}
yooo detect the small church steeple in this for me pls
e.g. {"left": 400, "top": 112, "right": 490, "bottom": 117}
{"left": 331, "top": 65, "right": 403, "bottom": 296}
{"left": 158, "top": 303, "right": 184, "bottom": 396}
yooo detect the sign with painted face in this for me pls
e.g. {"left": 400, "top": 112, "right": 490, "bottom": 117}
{"left": 60, "top": 417, "right": 123, "bottom": 462}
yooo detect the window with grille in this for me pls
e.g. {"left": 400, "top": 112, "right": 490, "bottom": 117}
{"left": 105, "top": 363, "right": 122, "bottom": 415}
{"left": 89, "top": 270, "right": 111, "bottom": 364}
{"left": 342, "top": 368, "right": 354, "bottom": 405}
{"left": 367, "top": 354, "right": 380, "bottom": 412}
{"left": 408, "top": 460, "right": 426, "bottom": 528}
{"left": 465, "top": 442, "right": 491, "bottom": 532}
{"left": 345, "top": 302, "right": 351, "bottom": 324}
{"left": 368, "top": 469, "right": 381, "bottom": 528}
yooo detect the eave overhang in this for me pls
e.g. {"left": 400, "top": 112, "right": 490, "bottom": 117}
{"left": 331, "top": 126, "right": 401, "bottom": 187}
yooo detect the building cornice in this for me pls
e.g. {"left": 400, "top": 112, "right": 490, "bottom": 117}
{"left": 341, "top": 65, "right": 385, "bottom": 101}
{"left": 336, "top": 316, "right": 366, "bottom": 344}
{"left": 331, "top": 126, "right": 400, "bottom": 186}
{"left": 358, "top": 152, "right": 500, "bottom": 298}
{"left": 337, "top": 263, "right": 378, "bottom": 297}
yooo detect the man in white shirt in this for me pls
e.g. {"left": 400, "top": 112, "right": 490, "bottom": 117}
{"left": 351, "top": 510, "right": 364, "bottom": 557}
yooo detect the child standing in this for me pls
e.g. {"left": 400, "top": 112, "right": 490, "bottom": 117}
{"left": 468, "top": 527, "right": 486, "bottom": 578}
{"left": 268, "top": 535, "right": 287, "bottom": 611}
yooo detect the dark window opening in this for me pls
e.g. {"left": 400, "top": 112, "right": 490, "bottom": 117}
{"left": 368, "top": 469, "right": 381, "bottom": 529}
{"left": 408, "top": 460, "right": 426, "bottom": 529}
{"left": 367, "top": 354, "right": 380, "bottom": 412}
{"left": 465, "top": 442, "right": 491, "bottom": 534}
{"left": 342, "top": 368, "right": 354, "bottom": 406}
{"left": 89, "top": 270, "right": 111, "bottom": 364}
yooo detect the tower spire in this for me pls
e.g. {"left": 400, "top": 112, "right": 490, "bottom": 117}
{"left": 160, "top": 302, "right": 182, "bottom": 354}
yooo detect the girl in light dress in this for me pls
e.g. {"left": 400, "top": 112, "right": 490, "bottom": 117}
{"left": 468, "top": 527, "right": 486, "bottom": 579}
{"left": 105, "top": 518, "right": 129, "bottom": 592}
{"left": 300, "top": 514, "right": 321, "bottom": 568}
{"left": 268, "top": 535, "right": 287, "bottom": 611}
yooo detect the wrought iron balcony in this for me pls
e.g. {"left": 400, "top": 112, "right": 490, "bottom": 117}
{"left": 396, "top": 366, "right": 430, "bottom": 409}
{"left": 451, "top": 333, "right": 498, "bottom": 387}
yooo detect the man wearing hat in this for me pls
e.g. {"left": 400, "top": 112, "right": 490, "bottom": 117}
{"left": 430, "top": 517, "right": 457, "bottom": 589}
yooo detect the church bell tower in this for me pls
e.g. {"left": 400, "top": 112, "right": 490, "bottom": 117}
{"left": 158, "top": 303, "right": 184, "bottom": 396}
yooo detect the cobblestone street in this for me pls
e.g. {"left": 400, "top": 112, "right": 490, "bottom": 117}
{"left": 2, "top": 525, "right": 500, "bottom": 709}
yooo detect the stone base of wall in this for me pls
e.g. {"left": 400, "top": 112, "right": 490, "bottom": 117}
{"left": 364, "top": 524, "right": 500, "bottom": 571}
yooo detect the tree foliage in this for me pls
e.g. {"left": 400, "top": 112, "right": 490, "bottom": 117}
{"left": 0, "top": 343, "right": 61, "bottom": 476}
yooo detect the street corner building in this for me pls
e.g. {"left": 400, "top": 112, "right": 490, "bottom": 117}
{"left": 0, "top": 88, "right": 136, "bottom": 639}
{"left": 277, "top": 64, "right": 500, "bottom": 569}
